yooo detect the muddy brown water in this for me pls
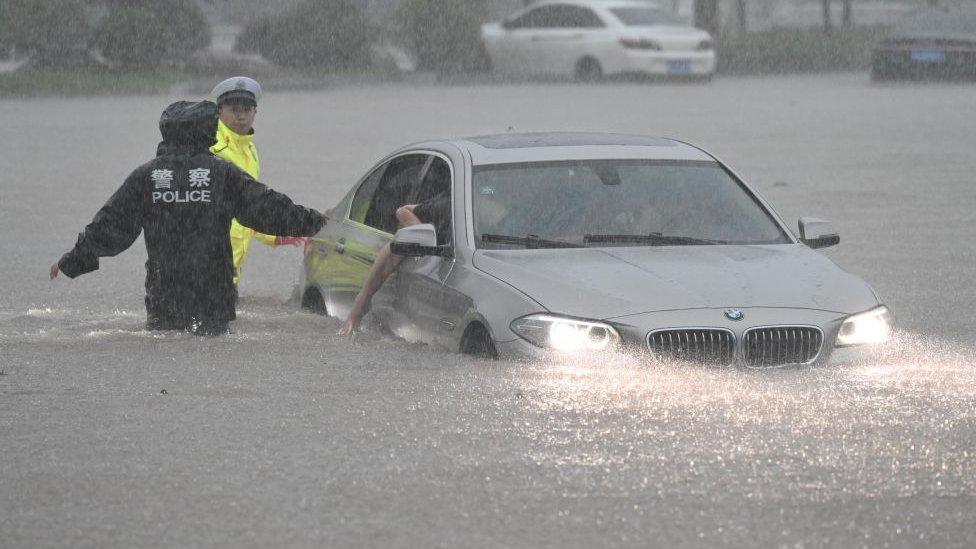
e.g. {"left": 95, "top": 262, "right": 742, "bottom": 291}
{"left": 1, "top": 75, "right": 975, "bottom": 547}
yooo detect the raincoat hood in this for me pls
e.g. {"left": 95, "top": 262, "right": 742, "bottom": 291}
{"left": 157, "top": 100, "right": 218, "bottom": 155}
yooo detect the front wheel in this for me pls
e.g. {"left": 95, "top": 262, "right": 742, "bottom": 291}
{"left": 575, "top": 57, "right": 603, "bottom": 82}
{"left": 460, "top": 323, "right": 499, "bottom": 359}
{"left": 870, "top": 58, "right": 898, "bottom": 82}
{"left": 301, "top": 287, "right": 327, "bottom": 316}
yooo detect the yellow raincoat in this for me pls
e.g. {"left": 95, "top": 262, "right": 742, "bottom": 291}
{"left": 210, "top": 119, "right": 277, "bottom": 284}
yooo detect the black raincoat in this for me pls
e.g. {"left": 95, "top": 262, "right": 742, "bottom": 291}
{"left": 58, "top": 100, "right": 325, "bottom": 333}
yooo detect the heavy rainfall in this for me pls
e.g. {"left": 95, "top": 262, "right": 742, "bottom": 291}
{"left": 1, "top": 0, "right": 975, "bottom": 547}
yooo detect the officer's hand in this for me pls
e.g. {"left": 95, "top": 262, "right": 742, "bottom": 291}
{"left": 275, "top": 236, "right": 308, "bottom": 247}
{"left": 49, "top": 262, "right": 60, "bottom": 279}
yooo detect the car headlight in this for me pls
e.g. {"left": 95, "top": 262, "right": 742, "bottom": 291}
{"left": 835, "top": 305, "right": 891, "bottom": 347}
{"left": 510, "top": 314, "right": 620, "bottom": 352}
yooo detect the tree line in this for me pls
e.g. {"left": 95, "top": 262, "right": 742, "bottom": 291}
{"left": 694, "top": 0, "right": 941, "bottom": 35}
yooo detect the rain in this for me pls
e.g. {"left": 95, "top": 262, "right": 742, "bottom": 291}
{"left": 2, "top": 0, "right": 976, "bottom": 547}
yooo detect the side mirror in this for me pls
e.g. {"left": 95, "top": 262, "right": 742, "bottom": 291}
{"left": 798, "top": 217, "right": 840, "bottom": 249}
{"left": 390, "top": 223, "right": 452, "bottom": 257}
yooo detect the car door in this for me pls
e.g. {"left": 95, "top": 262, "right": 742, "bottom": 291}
{"left": 540, "top": 5, "right": 606, "bottom": 75}
{"left": 306, "top": 167, "right": 381, "bottom": 311}
{"left": 496, "top": 5, "right": 559, "bottom": 75}
{"left": 391, "top": 155, "right": 468, "bottom": 349}
{"left": 328, "top": 153, "right": 429, "bottom": 322}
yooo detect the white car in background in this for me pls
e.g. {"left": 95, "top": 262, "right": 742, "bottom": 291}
{"left": 481, "top": 0, "right": 716, "bottom": 81}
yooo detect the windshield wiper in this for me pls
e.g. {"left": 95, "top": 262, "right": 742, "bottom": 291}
{"left": 583, "top": 233, "right": 727, "bottom": 246}
{"left": 481, "top": 233, "right": 583, "bottom": 249}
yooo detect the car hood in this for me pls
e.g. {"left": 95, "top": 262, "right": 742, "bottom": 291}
{"left": 472, "top": 244, "right": 879, "bottom": 320}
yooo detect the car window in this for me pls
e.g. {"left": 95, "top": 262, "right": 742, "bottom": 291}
{"left": 507, "top": 6, "right": 552, "bottom": 29}
{"left": 410, "top": 156, "right": 453, "bottom": 245}
{"left": 473, "top": 160, "right": 790, "bottom": 248}
{"left": 609, "top": 7, "right": 688, "bottom": 26}
{"left": 360, "top": 154, "right": 428, "bottom": 234}
{"left": 411, "top": 157, "right": 449, "bottom": 203}
{"left": 348, "top": 164, "right": 386, "bottom": 225}
{"left": 555, "top": 5, "right": 604, "bottom": 28}
{"left": 507, "top": 4, "right": 602, "bottom": 29}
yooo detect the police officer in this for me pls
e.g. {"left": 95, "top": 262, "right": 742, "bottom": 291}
{"left": 207, "top": 76, "right": 295, "bottom": 285}
{"left": 50, "top": 100, "right": 327, "bottom": 336}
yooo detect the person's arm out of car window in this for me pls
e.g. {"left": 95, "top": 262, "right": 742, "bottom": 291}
{"left": 395, "top": 204, "right": 422, "bottom": 226}
{"left": 337, "top": 202, "right": 426, "bottom": 336}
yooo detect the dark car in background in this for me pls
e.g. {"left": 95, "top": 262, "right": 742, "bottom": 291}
{"left": 872, "top": 4, "right": 976, "bottom": 81}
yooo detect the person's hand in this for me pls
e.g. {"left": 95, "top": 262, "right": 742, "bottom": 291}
{"left": 275, "top": 236, "right": 308, "bottom": 247}
{"left": 337, "top": 312, "right": 363, "bottom": 337}
{"left": 337, "top": 319, "right": 356, "bottom": 337}
{"left": 49, "top": 262, "right": 60, "bottom": 280}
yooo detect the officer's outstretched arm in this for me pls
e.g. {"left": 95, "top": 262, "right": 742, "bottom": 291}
{"left": 57, "top": 172, "right": 144, "bottom": 279}
{"left": 233, "top": 170, "right": 325, "bottom": 238}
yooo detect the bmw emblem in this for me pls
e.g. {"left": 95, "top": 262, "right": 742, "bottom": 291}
{"left": 724, "top": 309, "right": 744, "bottom": 321}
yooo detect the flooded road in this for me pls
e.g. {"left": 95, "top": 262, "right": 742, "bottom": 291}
{"left": 2, "top": 75, "right": 975, "bottom": 547}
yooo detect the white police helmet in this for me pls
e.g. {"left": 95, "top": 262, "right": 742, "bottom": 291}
{"left": 208, "top": 76, "right": 262, "bottom": 107}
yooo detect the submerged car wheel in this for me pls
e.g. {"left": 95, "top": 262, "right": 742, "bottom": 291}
{"left": 575, "top": 57, "right": 603, "bottom": 82}
{"left": 301, "top": 287, "right": 327, "bottom": 315}
{"left": 460, "top": 323, "right": 499, "bottom": 359}
{"left": 870, "top": 61, "right": 896, "bottom": 82}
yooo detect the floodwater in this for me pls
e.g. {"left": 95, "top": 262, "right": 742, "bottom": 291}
{"left": 2, "top": 75, "right": 975, "bottom": 547}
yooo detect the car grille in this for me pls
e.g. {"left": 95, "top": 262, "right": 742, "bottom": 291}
{"left": 742, "top": 326, "right": 823, "bottom": 367}
{"left": 647, "top": 329, "right": 735, "bottom": 366}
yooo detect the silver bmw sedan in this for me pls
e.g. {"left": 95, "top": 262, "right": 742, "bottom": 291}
{"left": 300, "top": 132, "right": 890, "bottom": 366}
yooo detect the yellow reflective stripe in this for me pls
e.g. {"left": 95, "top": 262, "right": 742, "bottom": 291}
{"left": 253, "top": 231, "right": 277, "bottom": 246}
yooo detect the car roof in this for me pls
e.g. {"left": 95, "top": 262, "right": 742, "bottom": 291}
{"left": 428, "top": 132, "right": 715, "bottom": 165}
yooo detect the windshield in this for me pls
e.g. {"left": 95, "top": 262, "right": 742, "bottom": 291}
{"left": 610, "top": 7, "right": 689, "bottom": 27}
{"left": 472, "top": 160, "right": 791, "bottom": 249}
